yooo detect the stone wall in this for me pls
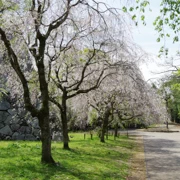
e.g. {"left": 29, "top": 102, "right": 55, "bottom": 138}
{"left": 0, "top": 97, "right": 62, "bottom": 141}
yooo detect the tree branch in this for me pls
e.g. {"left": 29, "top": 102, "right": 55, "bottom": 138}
{"left": 0, "top": 27, "right": 38, "bottom": 117}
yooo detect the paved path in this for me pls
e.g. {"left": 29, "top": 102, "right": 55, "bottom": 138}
{"left": 129, "top": 125, "right": 180, "bottom": 180}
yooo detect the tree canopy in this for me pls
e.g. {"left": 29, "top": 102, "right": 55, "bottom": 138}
{"left": 0, "top": 0, "right": 169, "bottom": 165}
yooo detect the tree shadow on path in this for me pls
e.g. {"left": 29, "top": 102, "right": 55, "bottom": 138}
{"left": 144, "top": 133, "right": 180, "bottom": 180}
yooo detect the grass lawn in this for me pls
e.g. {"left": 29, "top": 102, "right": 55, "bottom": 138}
{"left": 0, "top": 133, "right": 134, "bottom": 180}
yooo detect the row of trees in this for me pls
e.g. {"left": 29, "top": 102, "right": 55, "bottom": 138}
{"left": 158, "top": 68, "right": 180, "bottom": 123}
{"left": 0, "top": 0, "right": 168, "bottom": 164}
{"left": 128, "top": 0, "right": 180, "bottom": 125}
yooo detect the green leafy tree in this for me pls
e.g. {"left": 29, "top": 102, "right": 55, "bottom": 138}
{"left": 161, "top": 73, "right": 180, "bottom": 123}
{"left": 132, "top": 0, "right": 180, "bottom": 55}
{"left": 154, "top": 1, "right": 180, "bottom": 45}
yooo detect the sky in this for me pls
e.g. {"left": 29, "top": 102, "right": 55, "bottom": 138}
{"left": 131, "top": 0, "right": 179, "bottom": 81}
{"left": 103, "top": 0, "right": 180, "bottom": 81}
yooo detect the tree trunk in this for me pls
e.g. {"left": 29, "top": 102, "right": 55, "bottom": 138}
{"left": 39, "top": 114, "right": 55, "bottom": 164}
{"left": 165, "top": 96, "right": 169, "bottom": 129}
{"left": 36, "top": 50, "right": 56, "bottom": 163}
{"left": 166, "top": 121, "right": 168, "bottom": 129}
{"left": 61, "top": 92, "right": 70, "bottom": 150}
{"left": 0, "top": 23, "right": 56, "bottom": 165}
{"left": 61, "top": 112, "right": 70, "bottom": 149}
{"left": 114, "top": 123, "right": 118, "bottom": 137}
{"left": 100, "top": 107, "right": 111, "bottom": 143}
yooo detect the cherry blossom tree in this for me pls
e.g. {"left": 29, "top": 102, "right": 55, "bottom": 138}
{"left": 0, "top": 0, "right": 133, "bottom": 163}
{"left": 83, "top": 60, "right": 167, "bottom": 142}
{"left": 43, "top": 2, "right": 133, "bottom": 149}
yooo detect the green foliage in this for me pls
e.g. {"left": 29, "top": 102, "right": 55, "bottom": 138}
{"left": 151, "top": 83, "right": 157, "bottom": 89}
{"left": 157, "top": 37, "right": 161, "bottom": 42}
{"left": 123, "top": 0, "right": 150, "bottom": 26}
{"left": 129, "top": 7, "right": 134, "bottom": 12}
{"left": 161, "top": 73, "right": 180, "bottom": 122}
{"left": 141, "top": 15, "right": 145, "bottom": 21}
{"left": 83, "top": 48, "right": 90, "bottom": 54}
{"left": 24, "top": 0, "right": 31, "bottom": 10}
{"left": 132, "top": 14, "right": 136, "bottom": 21}
{"left": 0, "top": 133, "right": 134, "bottom": 179}
{"left": 0, "top": 87, "right": 7, "bottom": 99}
{"left": 0, "top": 0, "right": 19, "bottom": 11}
{"left": 0, "top": 0, "right": 3, "bottom": 8}
{"left": 28, "top": 70, "right": 40, "bottom": 93}
{"left": 0, "top": 0, "right": 20, "bottom": 26}
{"left": 153, "top": 0, "right": 180, "bottom": 55}
{"left": 89, "top": 109, "right": 98, "bottom": 125}
{"left": 173, "top": 36, "right": 179, "bottom": 43}
{"left": 94, "top": 126, "right": 102, "bottom": 137}
{"left": 123, "top": 0, "right": 180, "bottom": 55}
{"left": 122, "top": 6, "right": 127, "bottom": 12}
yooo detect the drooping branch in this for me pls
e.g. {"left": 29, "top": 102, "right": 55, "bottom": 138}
{"left": 45, "top": 0, "right": 82, "bottom": 38}
{"left": 0, "top": 27, "right": 38, "bottom": 117}
{"left": 49, "top": 97, "right": 63, "bottom": 112}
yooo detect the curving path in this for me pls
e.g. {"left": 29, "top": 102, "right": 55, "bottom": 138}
{"left": 129, "top": 125, "right": 180, "bottom": 180}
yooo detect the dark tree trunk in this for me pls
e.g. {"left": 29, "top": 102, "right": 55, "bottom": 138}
{"left": 61, "top": 92, "right": 70, "bottom": 150}
{"left": 61, "top": 112, "right": 70, "bottom": 149}
{"left": 166, "top": 121, "right": 168, "bottom": 129}
{"left": 114, "top": 123, "right": 118, "bottom": 137}
{"left": 0, "top": 28, "right": 55, "bottom": 164}
{"left": 39, "top": 114, "right": 55, "bottom": 164}
{"left": 165, "top": 95, "right": 169, "bottom": 129}
{"left": 37, "top": 43, "right": 56, "bottom": 163}
{"left": 100, "top": 107, "right": 111, "bottom": 143}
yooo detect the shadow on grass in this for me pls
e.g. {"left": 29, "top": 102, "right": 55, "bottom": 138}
{"left": 0, "top": 136, "right": 131, "bottom": 180}
{"left": 0, "top": 161, "right": 126, "bottom": 180}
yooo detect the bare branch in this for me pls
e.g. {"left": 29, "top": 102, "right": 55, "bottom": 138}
{"left": 0, "top": 28, "right": 38, "bottom": 117}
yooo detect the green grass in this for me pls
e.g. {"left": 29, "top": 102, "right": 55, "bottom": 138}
{"left": 0, "top": 133, "right": 134, "bottom": 180}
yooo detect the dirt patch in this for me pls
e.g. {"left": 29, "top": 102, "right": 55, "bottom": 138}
{"left": 127, "top": 136, "right": 146, "bottom": 180}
